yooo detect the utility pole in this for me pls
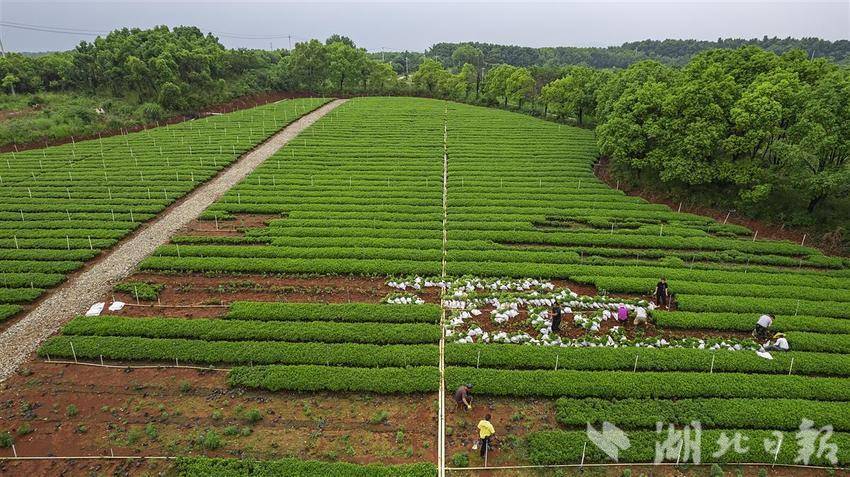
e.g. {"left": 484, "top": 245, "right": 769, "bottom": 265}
{"left": 405, "top": 56, "right": 409, "bottom": 76}
{"left": 288, "top": 35, "right": 292, "bottom": 50}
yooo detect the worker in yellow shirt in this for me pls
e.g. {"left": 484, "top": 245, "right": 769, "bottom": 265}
{"left": 477, "top": 413, "right": 496, "bottom": 459}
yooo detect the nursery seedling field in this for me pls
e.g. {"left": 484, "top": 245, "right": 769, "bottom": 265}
{"left": 0, "top": 97, "right": 330, "bottom": 325}
{"left": 1, "top": 97, "right": 849, "bottom": 475}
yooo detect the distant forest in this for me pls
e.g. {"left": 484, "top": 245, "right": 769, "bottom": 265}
{"left": 421, "top": 37, "right": 850, "bottom": 69}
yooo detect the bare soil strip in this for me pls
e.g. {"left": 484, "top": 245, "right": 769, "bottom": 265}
{"left": 0, "top": 99, "right": 347, "bottom": 381}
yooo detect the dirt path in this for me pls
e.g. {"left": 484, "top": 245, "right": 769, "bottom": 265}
{"left": 0, "top": 99, "right": 347, "bottom": 381}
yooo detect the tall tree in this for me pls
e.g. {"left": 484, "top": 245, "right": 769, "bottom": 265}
{"left": 289, "top": 39, "right": 330, "bottom": 92}
{"left": 451, "top": 44, "right": 484, "bottom": 93}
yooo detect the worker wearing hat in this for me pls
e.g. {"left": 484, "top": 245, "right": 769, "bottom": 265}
{"left": 764, "top": 332, "right": 789, "bottom": 352}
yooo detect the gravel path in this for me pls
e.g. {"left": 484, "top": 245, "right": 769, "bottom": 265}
{"left": 0, "top": 99, "right": 347, "bottom": 381}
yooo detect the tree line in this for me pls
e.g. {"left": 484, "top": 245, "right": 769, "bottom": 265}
{"left": 0, "top": 27, "right": 847, "bottom": 239}
{"left": 426, "top": 37, "right": 850, "bottom": 69}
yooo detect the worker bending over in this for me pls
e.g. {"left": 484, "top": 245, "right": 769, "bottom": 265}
{"left": 753, "top": 314, "right": 775, "bottom": 341}
{"left": 454, "top": 383, "right": 473, "bottom": 411}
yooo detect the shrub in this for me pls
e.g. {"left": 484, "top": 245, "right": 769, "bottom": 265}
{"left": 243, "top": 408, "right": 263, "bottom": 424}
{"left": 451, "top": 452, "right": 469, "bottom": 467}
{"left": 135, "top": 102, "right": 165, "bottom": 122}
{"left": 369, "top": 410, "right": 389, "bottom": 425}
{"left": 0, "top": 431, "right": 12, "bottom": 448}
{"left": 197, "top": 430, "right": 222, "bottom": 450}
{"left": 66, "top": 404, "right": 78, "bottom": 418}
{"left": 113, "top": 282, "right": 163, "bottom": 301}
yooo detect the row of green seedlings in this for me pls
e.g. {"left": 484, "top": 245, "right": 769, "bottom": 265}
{"left": 39, "top": 336, "right": 850, "bottom": 375}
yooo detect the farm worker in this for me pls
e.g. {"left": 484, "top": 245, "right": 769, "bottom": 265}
{"left": 764, "top": 333, "right": 790, "bottom": 352}
{"left": 633, "top": 306, "right": 648, "bottom": 325}
{"left": 550, "top": 302, "right": 562, "bottom": 333}
{"left": 654, "top": 278, "right": 670, "bottom": 309}
{"left": 454, "top": 384, "right": 473, "bottom": 411}
{"left": 477, "top": 414, "right": 496, "bottom": 458}
{"left": 617, "top": 305, "right": 629, "bottom": 322}
{"left": 753, "top": 314, "right": 774, "bottom": 341}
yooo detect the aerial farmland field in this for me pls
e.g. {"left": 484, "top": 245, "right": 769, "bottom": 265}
{"left": 0, "top": 96, "right": 849, "bottom": 477}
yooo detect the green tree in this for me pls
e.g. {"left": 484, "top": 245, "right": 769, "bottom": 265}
{"left": 411, "top": 58, "right": 448, "bottom": 95}
{"left": 325, "top": 34, "right": 356, "bottom": 48}
{"left": 327, "top": 41, "right": 363, "bottom": 92}
{"left": 368, "top": 62, "right": 397, "bottom": 92}
{"left": 451, "top": 44, "right": 483, "bottom": 93}
{"left": 540, "top": 66, "right": 599, "bottom": 125}
{"left": 459, "top": 63, "right": 477, "bottom": 99}
{"left": 782, "top": 70, "right": 850, "bottom": 212}
{"left": 505, "top": 67, "right": 535, "bottom": 109}
{"left": 483, "top": 64, "right": 516, "bottom": 106}
{"left": 289, "top": 39, "right": 329, "bottom": 92}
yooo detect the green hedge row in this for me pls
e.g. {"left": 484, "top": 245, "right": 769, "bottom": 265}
{"left": 555, "top": 397, "right": 850, "bottom": 431}
{"left": 39, "top": 336, "right": 438, "bottom": 367}
{"left": 653, "top": 311, "right": 850, "bottom": 335}
{"left": 228, "top": 365, "right": 439, "bottom": 393}
{"left": 677, "top": 294, "right": 848, "bottom": 318}
{"left": 0, "top": 304, "right": 21, "bottom": 322}
{"left": 174, "top": 457, "right": 436, "bottom": 477}
{"left": 584, "top": 276, "right": 850, "bottom": 303}
{"left": 63, "top": 315, "right": 440, "bottom": 345}
{"left": 139, "top": 256, "right": 440, "bottom": 276}
{"left": 527, "top": 429, "right": 850, "bottom": 465}
{"left": 444, "top": 344, "right": 850, "bottom": 376}
{"left": 0, "top": 287, "right": 44, "bottom": 303}
{"left": 456, "top": 230, "right": 813, "bottom": 256}
{"left": 567, "top": 265, "right": 850, "bottom": 290}
{"left": 446, "top": 367, "right": 850, "bottom": 400}
{"left": 785, "top": 332, "right": 850, "bottom": 354}
{"left": 226, "top": 302, "right": 440, "bottom": 324}
{"left": 155, "top": 245, "right": 442, "bottom": 262}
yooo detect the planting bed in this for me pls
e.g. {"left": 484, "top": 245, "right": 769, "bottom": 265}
{"left": 0, "top": 97, "right": 849, "bottom": 475}
{"left": 0, "top": 97, "right": 330, "bottom": 330}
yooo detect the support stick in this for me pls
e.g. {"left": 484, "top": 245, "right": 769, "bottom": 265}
{"left": 580, "top": 441, "right": 587, "bottom": 469}
{"left": 788, "top": 357, "right": 794, "bottom": 375}
{"left": 633, "top": 355, "right": 639, "bottom": 372}
{"left": 772, "top": 435, "right": 783, "bottom": 468}
{"left": 710, "top": 354, "right": 715, "bottom": 374}
{"left": 70, "top": 341, "right": 77, "bottom": 363}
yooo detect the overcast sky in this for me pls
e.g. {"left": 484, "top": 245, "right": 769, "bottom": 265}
{"left": 1, "top": 1, "right": 848, "bottom": 53}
